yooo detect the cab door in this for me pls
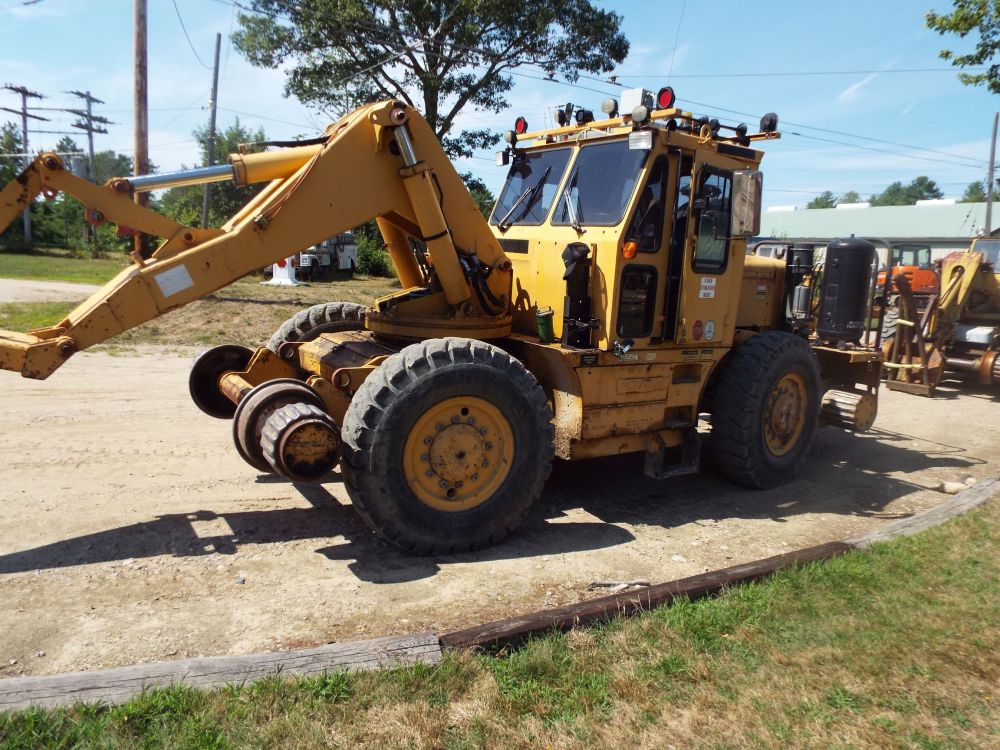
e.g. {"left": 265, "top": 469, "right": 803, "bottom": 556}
{"left": 672, "top": 156, "right": 748, "bottom": 349}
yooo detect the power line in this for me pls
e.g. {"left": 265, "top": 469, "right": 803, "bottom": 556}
{"left": 604, "top": 67, "right": 989, "bottom": 80}
{"left": 676, "top": 96, "right": 988, "bottom": 170}
{"left": 787, "top": 131, "right": 986, "bottom": 170}
{"left": 666, "top": 0, "right": 687, "bottom": 82}
{"left": 217, "top": 106, "right": 319, "bottom": 130}
{"left": 172, "top": 0, "right": 213, "bottom": 70}
{"left": 192, "top": 7, "right": 991, "bottom": 175}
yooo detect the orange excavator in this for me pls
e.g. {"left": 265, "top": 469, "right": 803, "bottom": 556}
{"left": 875, "top": 243, "right": 940, "bottom": 340}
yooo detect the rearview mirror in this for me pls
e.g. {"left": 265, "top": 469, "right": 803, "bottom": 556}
{"left": 731, "top": 170, "right": 762, "bottom": 237}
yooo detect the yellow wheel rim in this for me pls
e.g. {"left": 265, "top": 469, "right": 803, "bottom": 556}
{"left": 763, "top": 372, "right": 808, "bottom": 457}
{"left": 403, "top": 396, "right": 515, "bottom": 512}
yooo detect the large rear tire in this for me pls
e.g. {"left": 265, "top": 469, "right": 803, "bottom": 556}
{"left": 710, "top": 332, "right": 821, "bottom": 489}
{"left": 880, "top": 305, "right": 899, "bottom": 342}
{"left": 266, "top": 301, "right": 367, "bottom": 354}
{"left": 340, "top": 337, "right": 553, "bottom": 555}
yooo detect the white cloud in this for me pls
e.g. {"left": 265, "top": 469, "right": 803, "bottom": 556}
{"left": 837, "top": 73, "right": 878, "bottom": 104}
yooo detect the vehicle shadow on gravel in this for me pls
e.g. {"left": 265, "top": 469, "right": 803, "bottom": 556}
{"left": 535, "top": 424, "right": 986, "bottom": 534}
{"left": 0, "top": 425, "right": 985, "bottom": 582}
{"left": 928, "top": 375, "right": 1000, "bottom": 403}
{"left": 0, "top": 482, "right": 635, "bottom": 583}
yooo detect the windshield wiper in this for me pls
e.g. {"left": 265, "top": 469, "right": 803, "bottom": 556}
{"left": 562, "top": 172, "right": 584, "bottom": 234}
{"left": 497, "top": 165, "right": 552, "bottom": 232}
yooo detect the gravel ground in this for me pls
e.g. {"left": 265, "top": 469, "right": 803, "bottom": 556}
{"left": 0, "top": 347, "right": 997, "bottom": 677}
{"left": 0, "top": 278, "right": 100, "bottom": 303}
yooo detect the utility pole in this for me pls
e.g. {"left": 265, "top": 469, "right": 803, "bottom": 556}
{"left": 67, "top": 91, "right": 112, "bottom": 256}
{"left": 133, "top": 0, "right": 150, "bottom": 258}
{"left": 67, "top": 90, "right": 111, "bottom": 183}
{"left": 2, "top": 84, "right": 47, "bottom": 245}
{"left": 986, "top": 111, "right": 998, "bottom": 236}
{"left": 201, "top": 32, "right": 222, "bottom": 229}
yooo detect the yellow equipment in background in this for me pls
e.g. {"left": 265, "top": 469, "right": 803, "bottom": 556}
{"left": 0, "top": 91, "right": 882, "bottom": 554}
{"left": 882, "top": 240, "right": 1000, "bottom": 396}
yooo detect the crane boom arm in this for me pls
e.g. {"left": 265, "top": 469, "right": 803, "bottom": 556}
{"left": 0, "top": 100, "right": 511, "bottom": 379}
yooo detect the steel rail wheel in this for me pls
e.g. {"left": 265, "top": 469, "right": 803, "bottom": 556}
{"left": 341, "top": 337, "right": 553, "bottom": 555}
{"left": 710, "top": 331, "right": 821, "bottom": 489}
{"left": 189, "top": 344, "right": 253, "bottom": 418}
{"left": 232, "top": 379, "right": 325, "bottom": 473}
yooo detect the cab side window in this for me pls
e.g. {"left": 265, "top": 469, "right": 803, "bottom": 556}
{"left": 692, "top": 170, "right": 732, "bottom": 273}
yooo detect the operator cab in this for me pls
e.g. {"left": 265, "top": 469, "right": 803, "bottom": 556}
{"left": 489, "top": 87, "right": 774, "bottom": 356}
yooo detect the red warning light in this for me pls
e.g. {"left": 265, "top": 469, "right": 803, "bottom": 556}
{"left": 656, "top": 87, "right": 675, "bottom": 109}
{"left": 514, "top": 116, "right": 528, "bottom": 134}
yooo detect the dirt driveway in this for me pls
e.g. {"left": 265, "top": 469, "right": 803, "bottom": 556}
{"left": 1, "top": 347, "right": 997, "bottom": 677}
{"left": 0, "top": 278, "right": 100, "bottom": 303}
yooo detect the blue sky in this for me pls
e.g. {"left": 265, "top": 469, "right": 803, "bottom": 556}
{"left": 0, "top": 0, "right": 995, "bottom": 208}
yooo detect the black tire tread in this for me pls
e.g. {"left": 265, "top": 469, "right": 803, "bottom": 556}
{"left": 266, "top": 301, "right": 367, "bottom": 353}
{"left": 880, "top": 306, "right": 899, "bottom": 342}
{"left": 710, "top": 332, "right": 821, "bottom": 489}
{"left": 340, "top": 337, "right": 553, "bottom": 555}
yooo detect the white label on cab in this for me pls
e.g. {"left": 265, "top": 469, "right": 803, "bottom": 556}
{"left": 154, "top": 264, "right": 195, "bottom": 298}
{"left": 699, "top": 276, "right": 717, "bottom": 299}
{"left": 704, "top": 320, "right": 716, "bottom": 341}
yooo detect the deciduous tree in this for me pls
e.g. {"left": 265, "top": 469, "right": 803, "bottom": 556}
{"left": 927, "top": 0, "right": 1000, "bottom": 94}
{"left": 233, "top": 0, "right": 629, "bottom": 157}
{"left": 159, "top": 119, "right": 267, "bottom": 227}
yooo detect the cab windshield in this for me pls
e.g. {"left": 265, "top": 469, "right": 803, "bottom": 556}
{"left": 552, "top": 140, "right": 648, "bottom": 226}
{"left": 891, "top": 244, "right": 931, "bottom": 268}
{"left": 490, "top": 148, "right": 571, "bottom": 227}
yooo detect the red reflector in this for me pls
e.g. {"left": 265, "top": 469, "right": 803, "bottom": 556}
{"left": 656, "top": 87, "right": 675, "bottom": 109}
{"left": 277, "top": 259, "right": 287, "bottom": 268}
{"left": 514, "top": 116, "right": 528, "bottom": 134}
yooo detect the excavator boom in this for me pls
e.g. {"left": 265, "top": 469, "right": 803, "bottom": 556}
{"left": 0, "top": 99, "right": 511, "bottom": 378}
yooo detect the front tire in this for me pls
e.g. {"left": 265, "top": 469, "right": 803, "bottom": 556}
{"left": 340, "top": 337, "right": 553, "bottom": 554}
{"left": 710, "top": 332, "right": 821, "bottom": 489}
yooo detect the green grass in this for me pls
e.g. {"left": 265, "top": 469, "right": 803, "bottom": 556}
{"left": 0, "top": 301, "right": 77, "bottom": 331}
{"left": 0, "top": 249, "right": 398, "bottom": 347}
{"left": 2, "top": 500, "right": 998, "bottom": 749}
{"left": 0, "top": 249, "right": 128, "bottom": 285}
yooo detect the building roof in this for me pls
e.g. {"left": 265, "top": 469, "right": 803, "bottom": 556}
{"left": 758, "top": 202, "right": 997, "bottom": 241}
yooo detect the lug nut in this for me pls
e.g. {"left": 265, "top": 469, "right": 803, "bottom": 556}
{"left": 438, "top": 480, "right": 448, "bottom": 488}
{"left": 471, "top": 474, "right": 479, "bottom": 481}
{"left": 479, "top": 427, "right": 488, "bottom": 435}
{"left": 425, "top": 469, "right": 434, "bottom": 477}
{"left": 482, "top": 459, "right": 490, "bottom": 467}
{"left": 436, "top": 423, "right": 445, "bottom": 431}
{"left": 421, "top": 454, "right": 429, "bottom": 462}
{"left": 424, "top": 436, "right": 433, "bottom": 445}
{"left": 485, "top": 442, "right": 493, "bottom": 451}
{"left": 468, "top": 416, "right": 476, "bottom": 425}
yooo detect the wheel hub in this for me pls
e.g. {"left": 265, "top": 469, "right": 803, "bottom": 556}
{"left": 403, "top": 396, "right": 514, "bottom": 511}
{"left": 763, "top": 373, "right": 807, "bottom": 457}
{"left": 428, "top": 423, "right": 486, "bottom": 482}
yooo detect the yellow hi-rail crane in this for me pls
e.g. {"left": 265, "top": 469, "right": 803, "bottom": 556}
{"left": 0, "top": 91, "right": 881, "bottom": 554}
